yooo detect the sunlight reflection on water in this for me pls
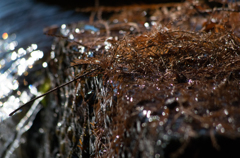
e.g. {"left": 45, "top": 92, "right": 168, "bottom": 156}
{"left": 0, "top": 32, "right": 46, "bottom": 121}
{"left": 0, "top": 0, "right": 89, "bottom": 157}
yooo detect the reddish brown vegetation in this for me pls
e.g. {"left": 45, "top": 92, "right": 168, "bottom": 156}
{"left": 48, "top": 1, "right": 240, "bottom": 157}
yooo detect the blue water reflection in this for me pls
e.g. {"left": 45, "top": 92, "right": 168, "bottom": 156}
{"left": 0, "top": 0, "right": 87, "bottom": 157}
{"left": 0, "top": 0, "right": 87, "bottom": 121}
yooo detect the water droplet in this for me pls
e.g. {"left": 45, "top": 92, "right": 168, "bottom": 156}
{"left": 178, "top": 44, "right": 182, "bottom": 48}
{"left": 50, "top": 51, "right": 55, "bottom": 59}
{"left": 159, "top": 121, "right": 164, "bottom": 126}
{"left": 162, "top": 112, "right": 165, "bottom": 116}
{"left": 130, "top": 97, "right": 133, "bottom": 102}
{"left": 144, "top": 22, "right": 150, "bottom": 29}
{"left": 163, "top": 134, "right": 169, "bottom": 141}
{"left": 69, "top": 34, "right": 74, "bottom": 40}
{"left": 211, "top": 18, "right": 217, "bottom": 23}
{"left": 216, "top": 123, "right": 222, "bottom": 131}
{"left": 206, "top": 109, "right": 209, "bottom": 114}
{"left": 39, "top": 128, "right": 44, "bottom": 134}
{"left": 147, "top": 110, "right": 151, "bottom": 118}
{"left": 157, "top": 140, "right": 162, "bottom": 146}
{"left": 224, "top": 109, "right": 229, "bottom": 115}
{"left": 57, "top": 122, "right": 62, "bottom": 127}
{"left": 75, "top": 28, "right": 80, "bottom": 33}
{"left": 113, "top": 19, "right": 118, "bottom": 23}
{"left": 143, "top": 110, "right": 147, "bottom": 115}
{"left": 220, "top": 127, "right": 225, "bottom": 133}
{"left": 228, "top": 117, "right": 233, "bottom": 123}
{"left": 42, "top": 62, "right": 48, "bottom": 68}
{"left": 151, "top": 21, "right": 157, "bottom": 26}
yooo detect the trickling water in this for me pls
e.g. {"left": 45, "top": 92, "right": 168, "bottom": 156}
{"left": 0, "top": 0, "right": 88, "bottom": 157}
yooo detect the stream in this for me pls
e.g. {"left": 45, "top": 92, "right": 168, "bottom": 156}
{"left": 0, "top": 0, "right": 88, "bottom": 157}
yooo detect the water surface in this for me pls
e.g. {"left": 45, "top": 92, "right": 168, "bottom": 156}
{"left": 0, "top": 0, "right": 87, "bottom": 157}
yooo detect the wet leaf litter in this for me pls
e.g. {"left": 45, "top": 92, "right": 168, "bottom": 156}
{"left": 10, "top": 1, "right": 240, "bottom": 158}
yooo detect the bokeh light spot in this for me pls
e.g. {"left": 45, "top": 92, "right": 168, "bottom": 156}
{"left": 42, "top": 62, "right": 48, "bottom": 68}
{"left": 2, "top": 32, "right": 8, "bottom": 39}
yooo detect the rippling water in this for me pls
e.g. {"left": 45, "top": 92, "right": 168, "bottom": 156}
{"left": 0, "top": 0, "right": 87, "bottom": 157}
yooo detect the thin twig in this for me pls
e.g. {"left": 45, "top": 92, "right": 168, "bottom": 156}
{"left": 9, "top": 67, "right": 99, "bottom": 116}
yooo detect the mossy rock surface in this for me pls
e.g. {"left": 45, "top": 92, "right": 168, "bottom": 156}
{"left": 50, "top": 1, "right": 240, "bottom": 157}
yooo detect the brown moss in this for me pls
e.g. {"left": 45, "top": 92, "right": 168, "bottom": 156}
{"left": 25, "top": 1, "right": 240, "bottom": 157}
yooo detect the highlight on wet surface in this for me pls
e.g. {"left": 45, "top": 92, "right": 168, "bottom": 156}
{"left": 0, "top": 32, "right": 45, "bottom": 121}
